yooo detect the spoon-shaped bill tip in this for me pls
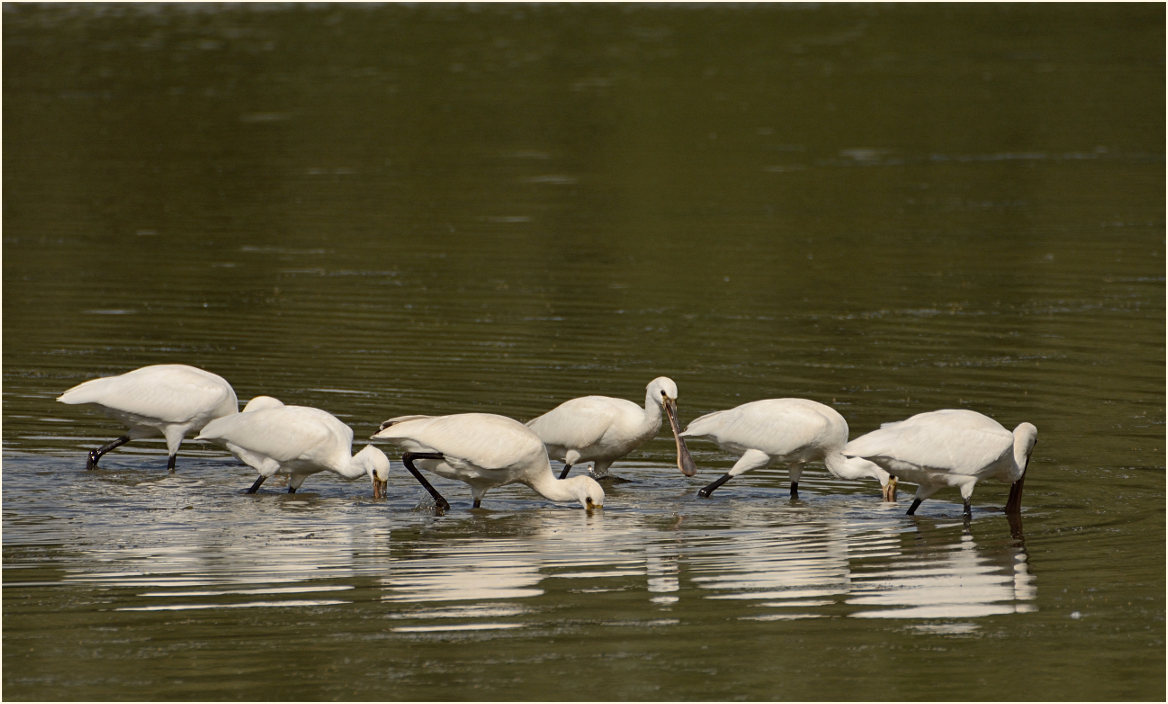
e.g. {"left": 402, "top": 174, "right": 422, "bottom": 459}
{"left": 663, "top": 399, "right": 697, "bottom": 476}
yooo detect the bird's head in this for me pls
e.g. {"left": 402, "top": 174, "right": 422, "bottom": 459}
{"left": 647, "top": 376, "right": 697, "bottom": 477}
{"left": 1006, "top": 422, "right": 1038, "bottom": 516}
{"left": 1014, "top": 422, "right": 1039, "bottom": 459}
{"left": 570, "top": 476, "right": 605, "bottom": 512}
{"left": 356, "top": 444, "right": 391, "bottom": 500}
{"left": 647, "top": 376, "right": 679, "bottom": 407}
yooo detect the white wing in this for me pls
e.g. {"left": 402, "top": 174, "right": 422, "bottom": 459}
{"left": 199, "top": 406, "right": 350, "bottom": 466}
{"left": 526, "top": 396, "right": 635, "bottom": 451}
{"left": 377, "top": 413, "right": 545, "bottom": 470}
{"left": 58, "top": 364, "right": 236, "bottom": 424}
{"left": 845, "top": 409, "right": 1012, "bottom": 476}
{"left": 683, "top": 398, "right": 842, "bottom": 456}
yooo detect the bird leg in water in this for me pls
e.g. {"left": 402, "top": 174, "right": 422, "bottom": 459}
{"left": 558, "top": 463, "right": 574, "bottom": 480}
{"left": 697, "top": 473, "right": 733, "bottom": 498}
{"left": 1006, "top": 511, "right": 1024, "bottom": 540}
{"left": 166, "top": 453, "right": 178, "bottom": 473}
{"left": 790, "top": 481, "right": 799, "bottom": 499}
{"left": 906, "top": 498, "right": 923, "bottom": 515}
{"left": 402, "top": 452, "right": 452, "bottom": 511}
{"left": 587, "top": 461, "right": 633, "bottom": 484}
{"left": 245, "top": 475, "right": 267, "bottom": 494}
{"left": 87, "top": 435, "right": 130, "bottom": 470}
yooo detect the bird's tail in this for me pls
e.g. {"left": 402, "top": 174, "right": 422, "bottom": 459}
{"left": 379, "top": 414, "right": 433, "bottom": 431}
{"left": 679, "top": 409, "right": 725, "bottom": 438}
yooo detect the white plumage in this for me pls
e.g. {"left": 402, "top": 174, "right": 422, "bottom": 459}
{"left": 372, "top": 412, "right": 605, "bottom": 511}
{"left": 197, "top": 403, "right": 390, "bottom": 497}
{"left": 240, "top": 395, "right": 285, "bottom": 413}
{"left": 526, "top": 376, "right": 697, "bottom": 480}
{"left": 681, "top": 398, "right": 896, "bottom": 500}
{"left": 842, "top": 409, "right": 1037, "bottom": 517}
{"left": 56, "top": 364, "right": 238, "bottom": 472}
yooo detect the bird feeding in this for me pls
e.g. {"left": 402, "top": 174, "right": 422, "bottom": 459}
{"left": 57, "top": 364, "right": 238, "bottom": 472}
{"left": 372, "top": 412, "right": 605, "bottom": 511}
{"left": 197, "top": 402, "right": 390, "bottom": 498}
{"left": 843, "top": 409, "right": 1037, "bottom": 518}
{"left": 681, "top": 398, "right": 896, "bottom": 501}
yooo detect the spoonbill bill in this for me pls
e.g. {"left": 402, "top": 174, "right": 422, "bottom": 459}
{"left": 681, "top": 398, "right": 897, "bottom": 500}
{"left": 372, "top": 412, "right": 605, "bottom": 511}
{"left": 197, "top": 404, "right": 390, "bottom": 497}
{"left": 842, "top": 409, "right": 1037, "bottom": 517}
{"left": 526, "top": 376, "right": 697, "bottom": 481}
{"left": 57, "top": 364, "right": 238, "bottom": 472}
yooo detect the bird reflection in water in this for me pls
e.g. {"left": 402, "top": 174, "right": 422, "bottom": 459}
{"left": 847, "top": 516, "right": 1035, "bottom": 621}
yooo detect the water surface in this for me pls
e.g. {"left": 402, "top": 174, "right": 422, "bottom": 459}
{"left": 3, "top": 4, "right": 1164, "bottom": 701}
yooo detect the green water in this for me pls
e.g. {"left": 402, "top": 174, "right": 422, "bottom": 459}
{"left": 3, "top": 4, "right": 1164, "bottom": 701}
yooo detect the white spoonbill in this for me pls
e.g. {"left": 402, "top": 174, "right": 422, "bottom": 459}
{"left": 57, "top": 364, "right": 238, "bottom": 472}
{"left": 371, "top": 412, "right": 605, "bottom": 511}
{"left": 526, "top": 376, "right": 697, "bottom": 481}
{"left": 842, "top": 409, "right": 1037, "bottom": 517}
{"left": 197, "top": 404, "right": 390, "bottom": 497}
{"left": 681, "top": 398, "right": 897, "bottom": 500}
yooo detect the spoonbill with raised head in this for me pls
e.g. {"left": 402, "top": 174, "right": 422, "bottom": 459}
{"left": 197, "top": 403, "right": 390, "bottom": 498}
{"left": 681, "top": 398, "right": 897, "bottom": 500}
{"left": 526, "top": 376, "right": 697, "bottom": 481}
{"left": 57, "top": 363, "right": 238, "bottom": 472}
{"left": 842, "top": 408, "right": 1037, "bottom": 517}
{"left": 372, "top": 412, "right": 605, "bottom": 511}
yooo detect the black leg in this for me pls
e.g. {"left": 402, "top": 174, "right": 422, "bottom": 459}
{"left": 1006, "top": 511, "right": 1024, "bottom": 540}
{"left": 698, "top": 473, "right": 732, "bottom": 498}
{"left": 472, "top": 498, "right": 482, "bottom": 509}
{"left": 246, "top": 475, "right": 267, "bottom": 494}
{"left": 962, "top": 498, "right": 972, "bottom": 518}
{"left": 166, "top": 453, "right": 178, "bottom": 473}
{"left": 790, "top": 481, "right": 799, "bottom": 499}
{"left": 906, "top": 498, "right": 923, "bottom": 515}
{"left": 288, "top": 486, "right": 296, "bottom": 494}
{"left": 403, "top": 452, "right": 451, "bottom": 511}
{"left": 87, "top": 435, "right": 130, "bottom": 470}
{"left": 558, "top": 463, "right": 573, "bottom": 480}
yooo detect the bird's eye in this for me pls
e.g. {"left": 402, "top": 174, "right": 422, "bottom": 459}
{"left": 660, "top": 390, "right": 667, "bottom": 397}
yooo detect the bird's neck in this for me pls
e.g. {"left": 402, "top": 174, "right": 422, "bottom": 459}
{"left": 1011, "top": 436, "right": 1031, "bottom": 481}
{"left": 526, "top": 467, "right": 581, "bottom": 502}
{"left": 642, "top": 391, "right": 664, "bottom": 423}
{"left": 825, "top": 452, "right": 888, "bottom": 483}
{"left": 334, "top": 453, "right": 368, "bottom": 480}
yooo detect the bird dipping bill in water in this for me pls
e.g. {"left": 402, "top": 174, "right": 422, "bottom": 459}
{"left": 197, "top": 402, "right": 390, "bottom": 498}
{"left": 681, "top": 398, "right": 897, "bottom": 500}
{"left": 525, "top": 376, "right": 697, "bottom": 481}
{"left": 372, "top": 412, "right": 605, "bottom": 511}
{"left": 842, "top": 408, "right": 1037, "bottom": 518}
{"left": 57, "top": 363, "right": 239, "bottom": 472}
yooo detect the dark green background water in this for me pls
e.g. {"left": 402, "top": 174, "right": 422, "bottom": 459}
{"left": 3, "top": 3, "right": 1164, "bottom": 700}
